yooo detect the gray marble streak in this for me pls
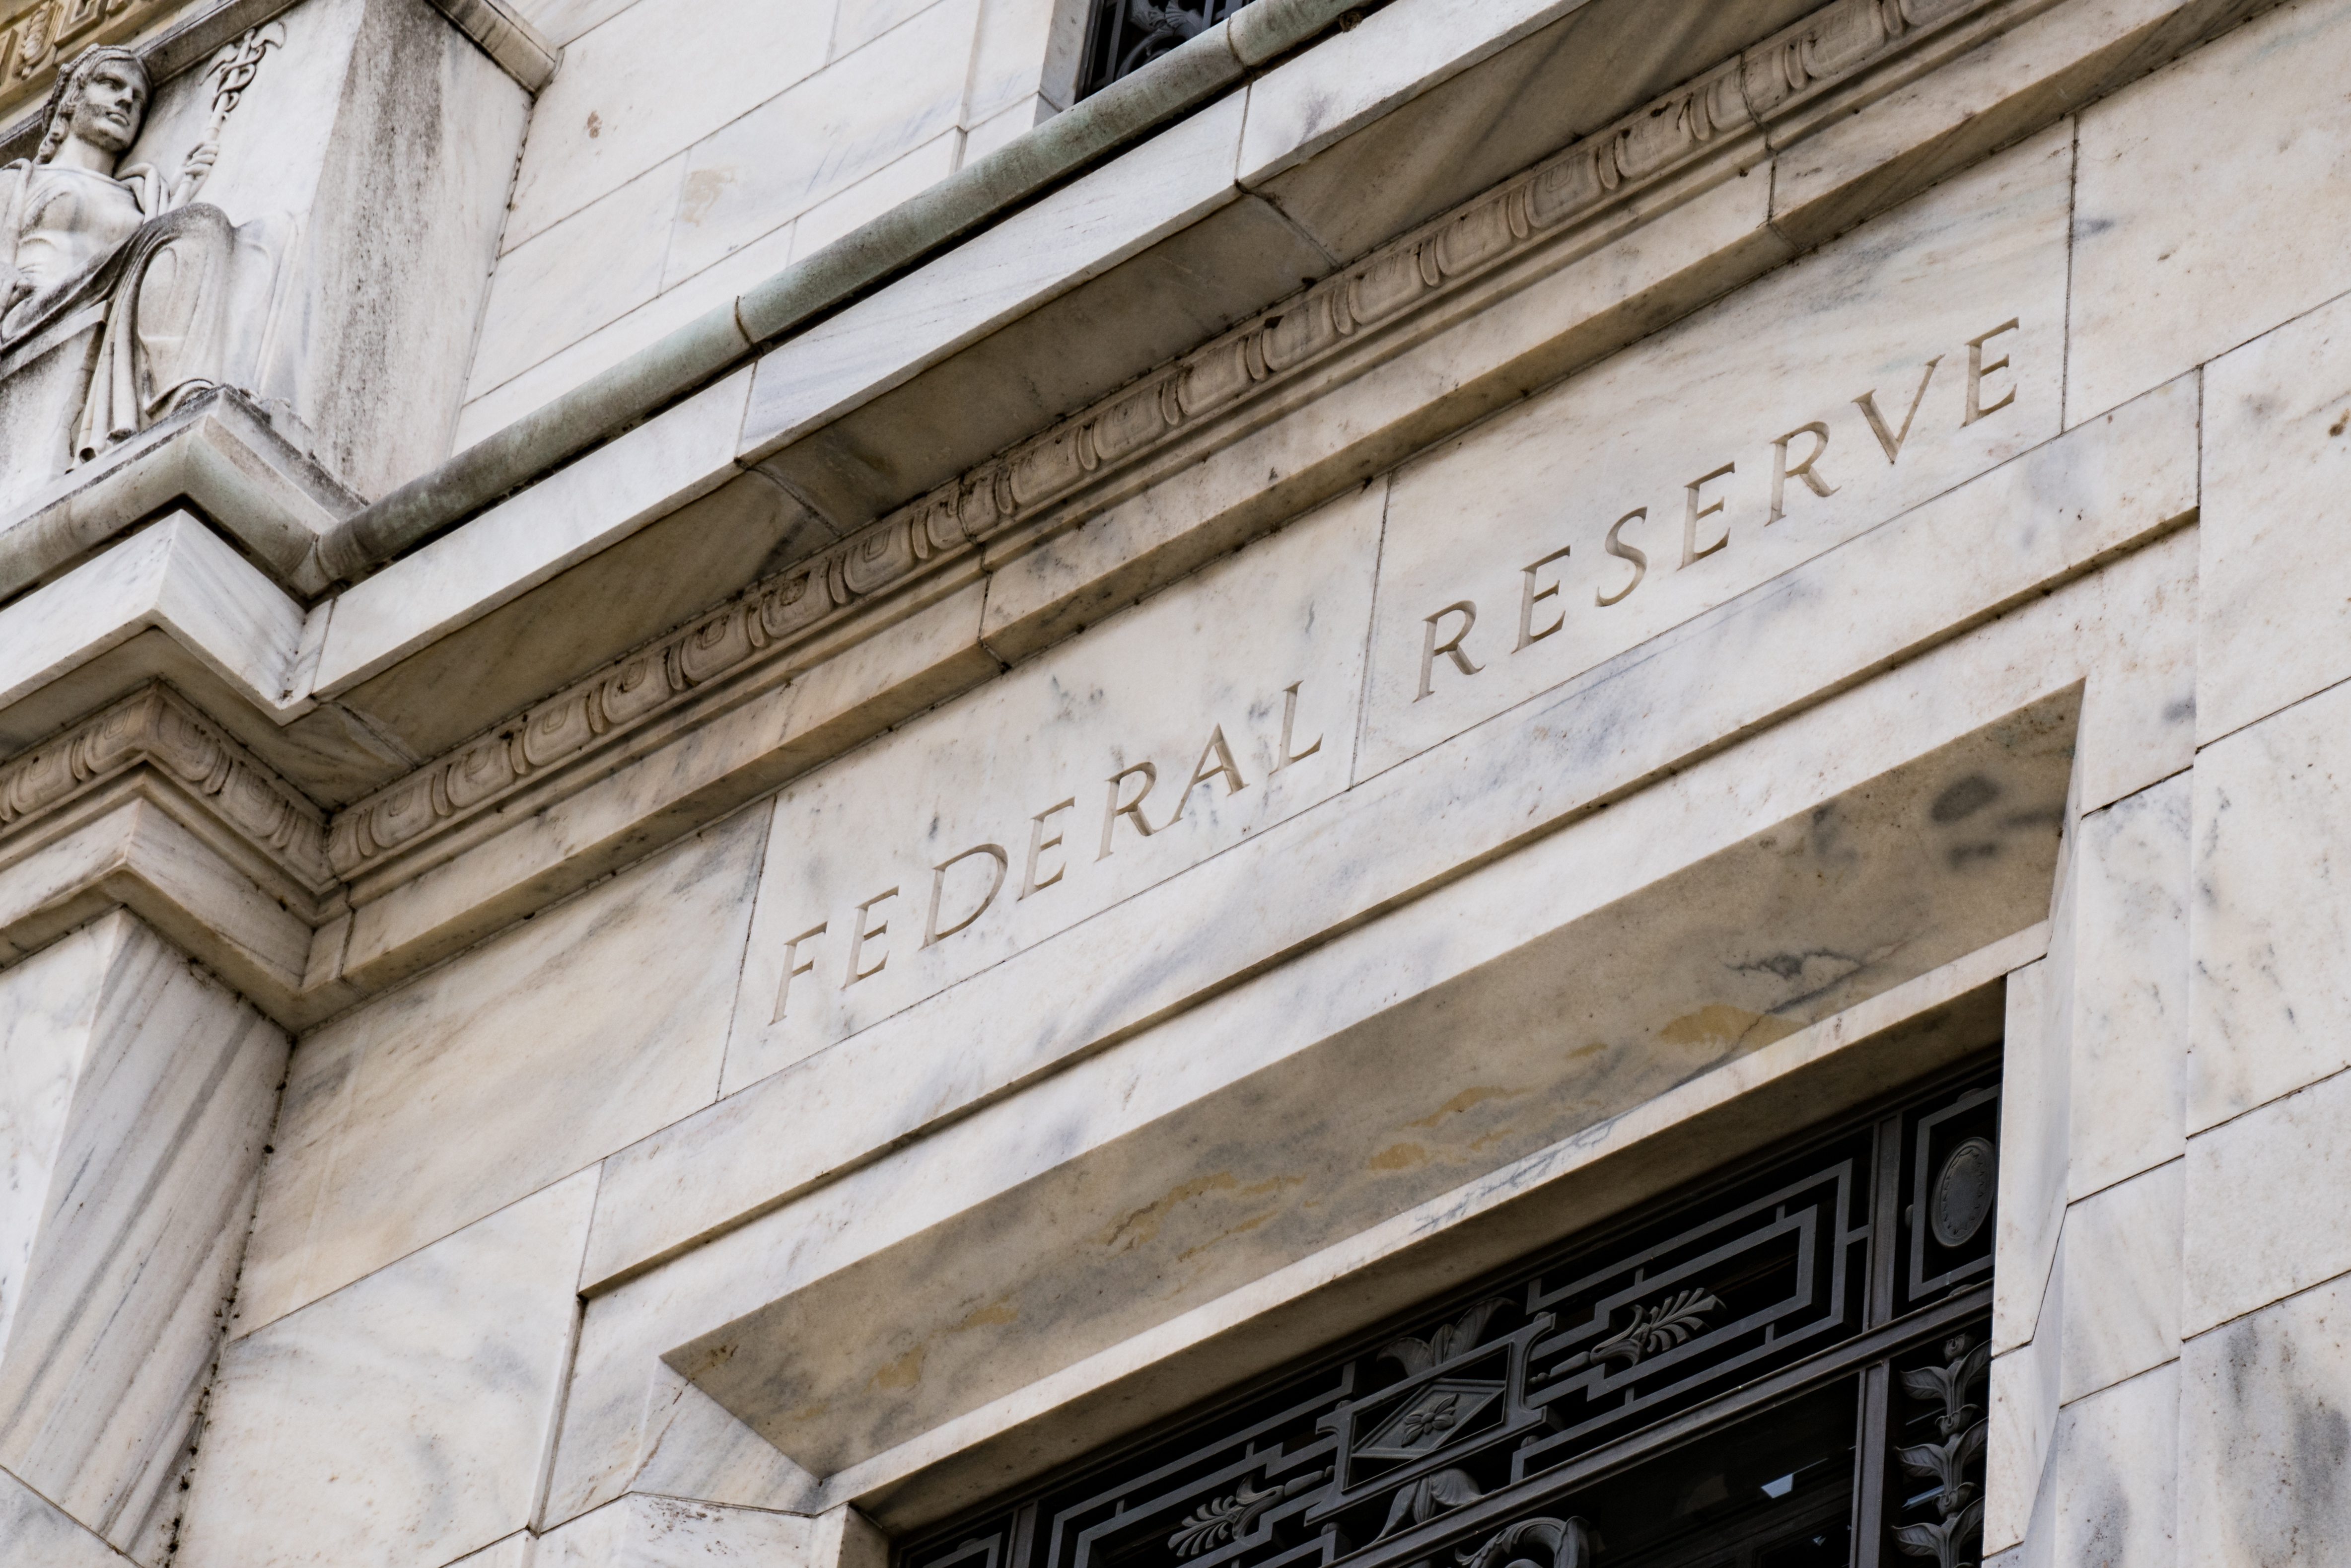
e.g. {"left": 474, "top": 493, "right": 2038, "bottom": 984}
{"left": 0, "top": 911, "right": 285, "bottom": 1554}
{"left": 237, "top": 808, "right": 768, "bottom": 1338}
{"left": 175, "top": 1167, "right": 598, "bottom": 1568}
{"left": 2057, "top": 1159, "right": 2182, "bottom": 1403}
{"left": 2184, "top": 1066, "right": 2351, "bottom": 1336}
{"left": 2180, "top": 1273, "right": 2351, "bottom": 1566}
{"left": 2188, "top": 680, "right": 2351, "bottom": 1130}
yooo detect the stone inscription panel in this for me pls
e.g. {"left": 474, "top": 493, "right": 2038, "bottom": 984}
{"left": 1362, "top": 127, "right": 2074, "bottom": 774}
{"left": 726, "top": 484, "right": 1382, "bottom": 1092}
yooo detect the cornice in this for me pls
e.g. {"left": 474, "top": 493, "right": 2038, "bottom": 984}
{"left": 324, "top": 0, "right": 2022, "bottom": 885}
{"left": 0, "top": 681, "right": 332, "bottom": 893}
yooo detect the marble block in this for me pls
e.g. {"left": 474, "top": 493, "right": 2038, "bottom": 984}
{"left": 2180, "top": 1273, "right": 2351, "bottom": 1566}
{"left": 2198, "top": 284, "right": 2351, "bottom": 747}
{"left": 174, "top": 1167, "right": 598, "bottom": 1568}
{"left": 235, "top": 808, "right": 767, "bottom": 1337}
{"left": 316, "top": 368, "right": 755, "bottom": 694}
{"left": 2057, "top": 1159, "right": 2183, "bottom": 1403}
{"left": 1996, "top": 952, "right": 2069, "bottom": 1357}
{"left": 2069, "top": 0, "right": 2351, "bottom": 425}
{"left": 725, "top": 480, "right": 1380, "bottom": 1093}
{"left": 466, "top": 156, "right": 684, "bottom": 400}
{"left": 661, "top": 0, "right": 978, "bottom": 290}
{"left": 0, "top": 911, "right": 285, "bottom": 1554}
{"left": 1984, "top": 1278, "right": 2065, "bottom": 1557}
{"left": 0, "top": 510, "right": 310, "bottom": 722}
{"left": 2066, "top": 774, "right": 2190, "bottom": 1200}
{"left": 736, "top": 89, "right": 1247, "bottom": 461}
{"left": 2047, "top": 1363, "right": 2181, "bottom": 1568}
{"left": 2183, "top": 1066, "right": 2351, "bottom": 1335}
{"left": 1361, "top": 123, "right": 2071, "bottom": 774}
{"left": 499, "top": 0, "right": 833, "bottom": 253}
{"left": 2187, "top": 681, "right": 2351, "bottom": 1129}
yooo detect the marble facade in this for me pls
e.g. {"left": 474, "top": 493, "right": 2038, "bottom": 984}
{"left": 0, "top": 0, "right": 2347, "bottom": 1563}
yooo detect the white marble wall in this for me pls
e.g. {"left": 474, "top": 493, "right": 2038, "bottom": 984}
{"left": 461, "top": 0, "right": 1078, "bottom": 446}
{"left": 1982, "top": 4, "right": 2351, "bottom": 1559}
{"left": 0, "top": 911, "right": 287, "bottom": 1564}
{"left": 73, "top": 1, "right": 2351, "bottom": 1562}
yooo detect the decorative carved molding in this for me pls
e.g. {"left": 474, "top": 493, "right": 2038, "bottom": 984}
{"left": 0, "top": 680, "right": 331, "bottom": 888}
{"left": 325, "top": 0, "right": 1998, "bottom": 880}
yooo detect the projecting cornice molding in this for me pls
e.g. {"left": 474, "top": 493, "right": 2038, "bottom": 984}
{"left": 326, "top": 0, "right": 2050, "bottom": 883}
{"left": 0, "top": 681, "right": 331, "bottom": 891}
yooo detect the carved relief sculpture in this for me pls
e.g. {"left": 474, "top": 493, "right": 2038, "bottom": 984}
{"left": 0, "top": 39, "right": 275, "bottom": 469}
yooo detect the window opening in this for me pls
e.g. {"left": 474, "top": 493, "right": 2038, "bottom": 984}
{"left": 1074, "top": 0, "right": 1254, "bottom": 99}
{"left": 900, "top": 1059, "right": 2000, "bottom": 1568}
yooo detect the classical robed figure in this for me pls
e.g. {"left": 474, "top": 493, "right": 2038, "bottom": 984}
{"left": 0, "top": 45, "right": 235, "bottom": 463}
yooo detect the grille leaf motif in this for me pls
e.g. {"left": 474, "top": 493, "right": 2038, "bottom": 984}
{"left": 1167, "top": 1469, "right": 1329, "bottom": 1558}
{"left": 1379, "top": 1299, "right": 1505, "bottom": 1376}
{"left": 1537, "top": 1287, "right": 1722, "bottom": 1383}
{"left": 1892, "top": 1334, "right": 1991, "bottom": 1568}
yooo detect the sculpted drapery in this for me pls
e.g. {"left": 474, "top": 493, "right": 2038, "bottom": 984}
{"left": 0, "top": 45, "right": 236, "bottom": 463}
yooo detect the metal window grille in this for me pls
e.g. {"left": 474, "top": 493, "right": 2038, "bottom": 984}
{"left": 1074, "top": 0, "right": 1256, "bottom": 99}
{"left": 900, "top": 1061, "right": 2000, "bottom": 1568}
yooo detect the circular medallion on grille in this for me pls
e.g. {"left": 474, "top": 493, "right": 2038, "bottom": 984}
{"left": 1930, "top": 1136, "right": 1997, "bottom": 1247}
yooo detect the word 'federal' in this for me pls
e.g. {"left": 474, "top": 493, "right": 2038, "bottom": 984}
{"left": 772, "top": 681, "right": 1326, "bottom": 1020}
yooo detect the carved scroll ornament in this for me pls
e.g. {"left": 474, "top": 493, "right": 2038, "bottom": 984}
{"left": 0, "top": 681, "right": 331, "bottom": 886}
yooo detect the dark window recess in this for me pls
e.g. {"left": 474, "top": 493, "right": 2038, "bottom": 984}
{"left": 1074, "top": 0, "right": 1254, "bottom": 99}
{"left": 898, "top": 1064, "right": 2000, "bottom": 1568}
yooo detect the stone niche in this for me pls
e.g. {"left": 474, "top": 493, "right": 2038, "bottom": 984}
{"left": 0, "top": 0, "right": 529, "bottom": 516}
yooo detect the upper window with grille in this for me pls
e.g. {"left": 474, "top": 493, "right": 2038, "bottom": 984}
{"left": 899, "top": 1061, "right": 2001, "bottom": 1568}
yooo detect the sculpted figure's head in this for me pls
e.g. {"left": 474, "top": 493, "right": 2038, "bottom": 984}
{"left": 34, "top": 47, "right": 149, "bottom": 167}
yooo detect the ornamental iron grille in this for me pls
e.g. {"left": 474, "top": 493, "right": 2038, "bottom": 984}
{"left": 899, "top": 1063, "right": 1999, "bottom": 1568}
{"left": 1073, "top": 0, "right": 1254, "bottom": 99}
